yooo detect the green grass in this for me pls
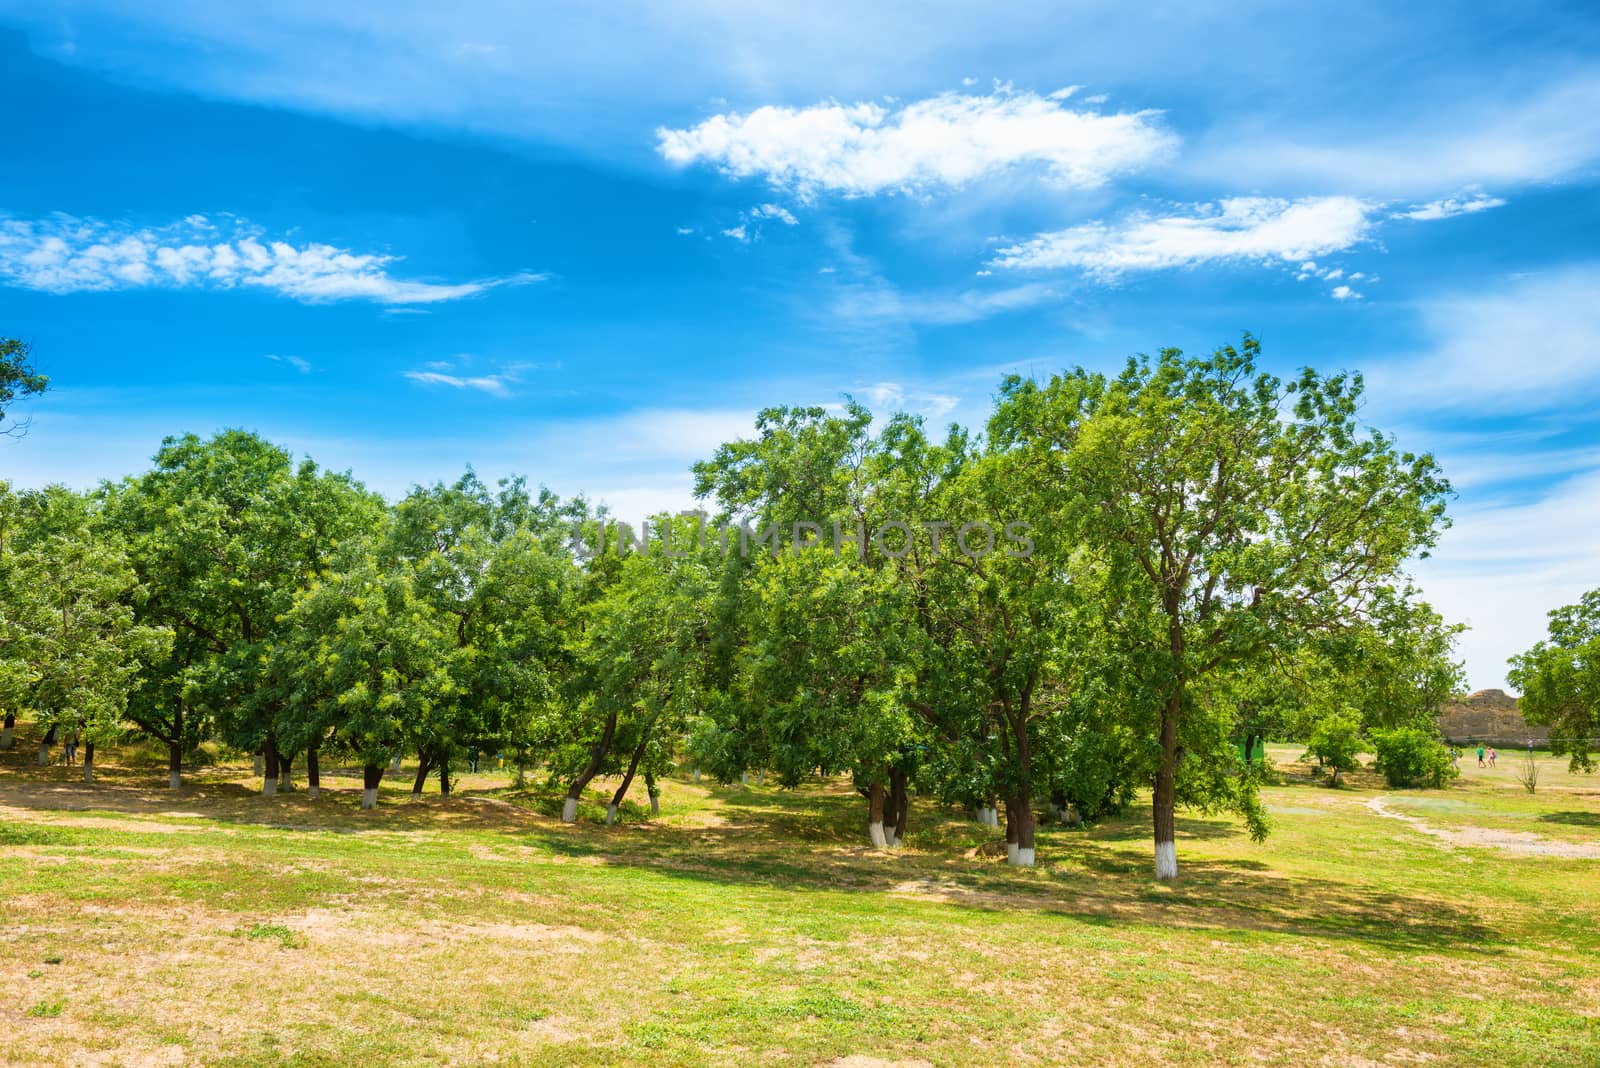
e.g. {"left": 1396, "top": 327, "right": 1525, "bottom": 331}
{"left": 1, "top": 735, "right": 1598, "bottom": 1065}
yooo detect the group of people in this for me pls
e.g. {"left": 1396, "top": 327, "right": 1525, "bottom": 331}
{"left": 1454, "top": 744, "right": 1498, "bottom": 768}
{"left": 1451, "top": 744, "right": 1500, "bottom": 768}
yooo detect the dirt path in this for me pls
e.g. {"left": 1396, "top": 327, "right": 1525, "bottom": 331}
{"left": 1366, "top": 796, "right": 1600, "bottom": 859}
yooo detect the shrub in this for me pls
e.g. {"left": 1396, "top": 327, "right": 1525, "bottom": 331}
{"left": 1304, "top": 709, "right": 1363, "bottom": 785}
{"left": 1371, "top": 727, "right": 1458, "bottom": 788}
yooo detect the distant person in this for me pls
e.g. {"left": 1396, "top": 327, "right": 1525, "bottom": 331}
{"left": 1488, "top": 747, "right": 1497, "bottom": 768}
{"left": 468, "top": 746, "right": 479, "bottom": 773}
{"left": 64, "top": 729, "right": 78, "bottom": 767}
{"left": 1477, "top": 744, "right": 1486, "bottom": 767}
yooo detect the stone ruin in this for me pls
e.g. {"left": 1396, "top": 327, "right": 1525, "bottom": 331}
{"left": 1437, "top": 688, "right": 1549, "bottom": 747}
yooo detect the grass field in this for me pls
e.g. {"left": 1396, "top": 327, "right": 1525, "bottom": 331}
{"left": 2, "top": 731, "right": 1597, "bottom": 1067}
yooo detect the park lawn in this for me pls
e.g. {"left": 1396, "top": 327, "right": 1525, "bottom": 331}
{"left": 0, "top": 736, "right": 1597, "bottom": 1066}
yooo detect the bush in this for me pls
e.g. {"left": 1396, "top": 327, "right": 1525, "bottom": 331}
{"left": 1370, "top": 727, "right": 1458, "bottom": 788}
{"left": 1304, "top": 708, "right": 1363, "bottom": 785}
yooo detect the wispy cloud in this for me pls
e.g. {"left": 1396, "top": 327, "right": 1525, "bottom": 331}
{"left": 265, "top": 353, "right": 312, "bottom": 374}
{"left": 1192, "top": 71, "right": 1600, "bottom": 196}
{"left": 856, "top": 382, "right": 960, "bottom": 420}
{"left": 1393, "top": 192, "right": 1507, "bottom": 221}
{"left": 658, "top": 87, "right": 1176, "bottom": 199}
{"left": 1364, "top": 266, "right": 1600, "bottom": 414}
{"left": 402, "top": 357, "right": 552, "bottom": 396}
{"left": 0, "top": 213, "right": 543, "bottom": 305}
{"left": 403, "top": 370, "right": 514, "bottom": 394}
{"left": 833, "top": 280, "right": 1060, "bottom": 325}
{"left": 751, "top": 203, "right": 798, "bottom": 225}
{"left": 990, "top": 196, "right": 1375, "bottom": 277}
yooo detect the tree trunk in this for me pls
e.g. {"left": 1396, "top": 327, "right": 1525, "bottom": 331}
{"left": 1004, "top": 797, "right": 1020, "bottom": 863}
{"left": 278, "top": 751, "right": 293, "bottom": 792}
{"left": 564, "top": 709, "right": 619, "bottom": 822}
{"left": 607, "top": 739, "right": 649, "bottom": 826}
{"left": 411, "top": 752, "right": 434, "bottom": 799}
{"left": 1153, "top": 697, "right": 1180, "bottom": 881}
{"left": 82, "top": 742, "right": 95, "bottom": 783}
{"left": 889, "top": 767, "right": 909, "bottom": 847}
{"left": 1, "top": 711, "right": 14, "bottom": 750}
{"left": 646, "top": 771, "right": 660, "bottom": 817}
{"left": 254, "top": 753, "right": 264, "bottom": 777}
{"left": 166, "top": 703, "right": 184, "bottom": 788}
{"left": 306, "top": 744, "right": 320, "bottom": 800}
{"left": 37, "top": 723, "right": 56, "bottom": 766}
{"left": 867, "top": 782, "right": 888, "bottom": 847}
{"left": 362, "top": 762, "right": 384, "bottom": 809}
{"left": 438, "top": 758, "right": 450, "bottom": 798}
{"left": 261, "top": 734, "right": 279, "bottom": 796}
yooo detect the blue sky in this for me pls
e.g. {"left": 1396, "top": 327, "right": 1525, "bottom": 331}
{"left": 1, "top": 2, "right": 1598, "bottom": 690}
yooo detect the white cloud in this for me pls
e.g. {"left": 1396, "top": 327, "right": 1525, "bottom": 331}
{"left": 657, "top": 87, "right": 1176, "bottom": 199}
{"left": 857, "top": 382, "right": 960, "bottom": 420}
{"left": 1394, "top": 192, "right": 1507, "bottom": 221}
{"left": 720, "top": 225, "right": 749, "bottom": 242}
{"left": 402, "top": 371, "right": 513, "bottom": 394}
{"left": 265, "top": 353, "right": 312, "bottom": 374}
{"left": 752, "top": 203, "right": 798, "bottom": 225}
{"left": 1192, "top": 71, "right": 1600, "bottom": 196}
{"left": 402, "top": 356, "right": 551, "bottom": 395}
{"left": 832, "top": 280, "right": 1059, "bottom": 326}
{"left": 0, "top": 213, "right": 541, "bottom": 305}
{"left": 1330, "top": 284, "right": 1361, "bottom": 300}
{"left": 1364, "top": 266, "right": 1600, "bottom": 414}
{"left": 991, "top": 196, "right": 1374, "bottom": 276}
{"left": 675, "top": 226, "right": 696, "bottom": 235}
{"left": 1413, "top": 468, "right": 1600, "bottom": 691}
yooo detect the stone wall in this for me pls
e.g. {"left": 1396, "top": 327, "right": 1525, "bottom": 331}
{"left": 1437, "top": 689, "right": 1549, "bottom": 747}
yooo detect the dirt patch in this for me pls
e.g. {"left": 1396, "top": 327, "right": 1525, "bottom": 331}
{"left": 1367, "top": 797, "right": 1600, "bottom": 859}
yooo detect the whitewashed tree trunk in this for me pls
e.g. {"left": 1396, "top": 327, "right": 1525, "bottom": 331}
{"left": 606, "top": 803, "right": 618, "bottom": 826}
{"left": 262, "top": 777, "right": 277, "bottom": 797}
{"left": 254, "top": 754, "right": 264, "bottom": 777}
{"left": 740, "top": 771, "right": 748, "bottom": 786}
{"left": 650, "top": 794, "right": 660, "bottom": 816}
{"left": 307, "top": 785, "right": 320, "bottom": 800}
{"left": 1007, "top": 842, "right": 1020, "bottom": 864}
{"left": 868, "top": 821, "right": 888, "bottom": 848}
{"left": 0, "top": 725, "right": 12, "bottom": 749}
{"left": 561, "top": 797, "right": 578, "bottom": 823}
{"left": 37, "top": 742, "right": 50, "bottom": 766}
{"left": 692, "top": 767, "right": 700, "bottom": 783}
{"left": 169, "top": 770, "right": 183, "bottom": 790}
{"left": 756, "top": 770, "right": 764, "bottom": 786}
{"left": 83, "top": 758, "right": 94, "bottom": 783}
{"left": 887, "top": 833, "right": 902, "bottom": 848}
{"left": 1012, "top": 847, "right": 1035, "bottom": 868}
{"left": 1154, "top": 840, "right": 1178, "bottom": 881}
{"left": 361, "top": 787, "right": 378, "bottom": 809}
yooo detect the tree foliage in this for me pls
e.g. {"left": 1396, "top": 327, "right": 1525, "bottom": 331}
{"left": 1509, "top": 590, "right": 1600, "bottom": 772}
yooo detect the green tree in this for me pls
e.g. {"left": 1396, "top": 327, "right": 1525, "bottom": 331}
{"left": 0, "top": 484, "right": 170, "bottom": 780}
{"left": 270, "top": 549, "right": 461, "bottom": 807}
{"left": 555, "top": 519, "right": 712, "bottom": 823}
{"left": 994, "top": 336, "right": 1451, "bottom": 879}
{"left": 1304, "top": 707, "right": 1362, "bottom": 785}
{"left": 1509, "top": 590, "right": 1600, "bottom": 772}
{"left": 107, "top": 431, "right": 382, "bottom": 790}
{"left": 1370, "top": 726, "right": 1457, "bottom": 788}
{"left": 0, "top": 337, "right": 48, "bottom": 434}
{"left": 387, "top": 473, "right": 583, "bottom": 795}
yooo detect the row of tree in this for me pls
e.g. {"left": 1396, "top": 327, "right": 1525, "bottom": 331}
{"left": 4, "top": 334, "right": 1537, "bottom": 882}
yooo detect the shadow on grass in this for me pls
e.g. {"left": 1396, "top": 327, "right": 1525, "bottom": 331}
{"left": 0, "top": 757, "right": 1494, "bottom": 954}
{"left": 1539, "top": 811, "right": 1600, "bottom": 828}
